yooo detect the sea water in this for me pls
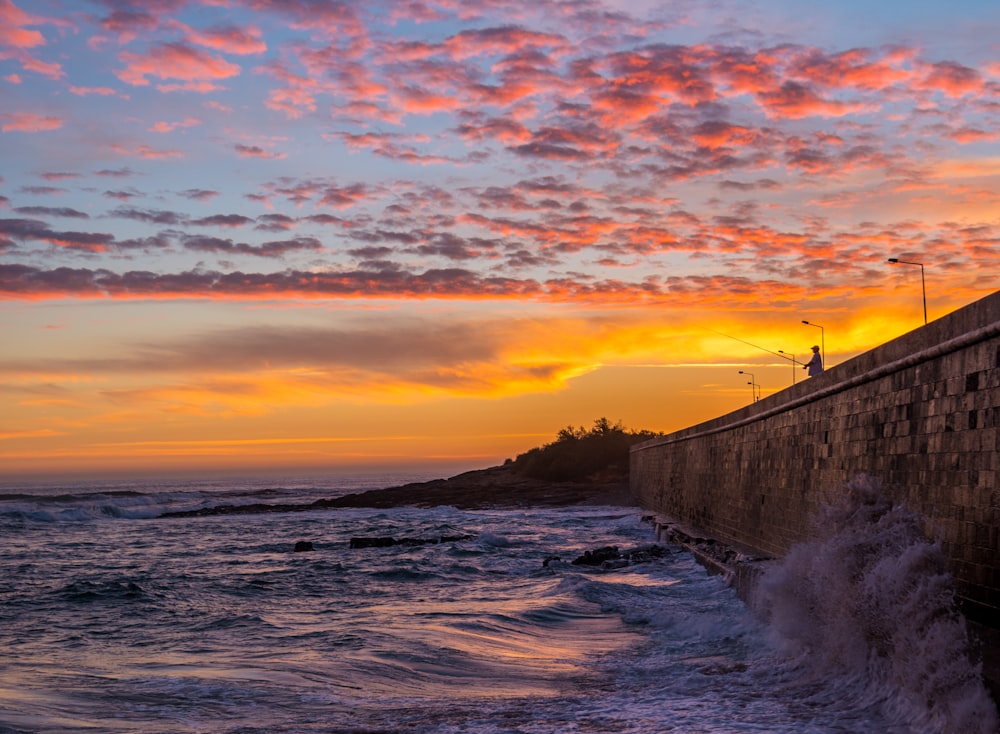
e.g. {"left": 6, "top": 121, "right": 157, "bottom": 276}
{"left": 0, "top": 473, "right": 996, "bottom": 733}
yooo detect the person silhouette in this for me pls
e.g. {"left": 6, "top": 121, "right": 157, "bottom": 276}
{"left": 803, "top": 345, "right": 823, "bottom": 377}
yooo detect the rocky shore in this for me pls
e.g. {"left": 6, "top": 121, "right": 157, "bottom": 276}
{"left": 162, "top": 463, "right": 636, "bottom": 518}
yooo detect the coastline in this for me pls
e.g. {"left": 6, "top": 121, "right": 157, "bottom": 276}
{"left": 162, "top": 463, "right": 635, "bottom": 518}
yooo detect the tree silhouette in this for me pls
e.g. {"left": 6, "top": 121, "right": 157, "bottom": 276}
{"left": 513, "top": 418, "right": 660, "bottom": 482}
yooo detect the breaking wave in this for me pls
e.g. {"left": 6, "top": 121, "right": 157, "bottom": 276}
{"left": 754, "top": 474, "right": 998, "bottom": 734}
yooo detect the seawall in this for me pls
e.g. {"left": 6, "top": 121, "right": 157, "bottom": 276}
{"left": 630, "top": 290, "right": 1000, "bottom": 667}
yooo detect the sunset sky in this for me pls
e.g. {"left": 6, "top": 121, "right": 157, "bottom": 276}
{"left": 2, "top": 0, "right": 999, "bottom": 480}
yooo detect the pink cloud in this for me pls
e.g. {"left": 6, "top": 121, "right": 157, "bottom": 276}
{"left": 156, "top": 80, "right": 226, "bottom": 93}
{"left": 788, "top": 47, "right": 911, "bottom": 91}
{"left": 258, "top": 60, "right": 322, "bottom": 117}
{"left": 188, "top": 214, "right": 254, "bottom": 227}
{"left": 330, "top": 131, "right": 455, "bottom": 165}
{"left": 947, "top": 127, "right": 995, "bottom": 144}
{"left": 18, "top": 54, "right": 62, "bottom": 79}
{"left": 117, "top": 42, "right": 241, "bottom": 88}
{"left": 1, "top": 111, "right": 63, "bottom": 132}
{"left": 148, "top": 117, "right": 202, "bottom": 133}
{"left": 252, "top": 178, "right": 379, "bottom": 210}
{"left": 204, "top": 100, "right": 232, "bottom": 112}
{"left": 917, "top": 60, "right": 983, "bottom": 98}
{"left": 441, "top": 26, "right": 569, "bottom": 61}
{"left": 756, "top": 81, "right": 867, "bottom": 119}
{"left": 179, "top": 189, "right": 219, "bottom": 202}
{"left": 691, "top": 121, "right": 760, "bottom": 150}
{"left": 234, "top": 143, "right": 286, "bottom": 160}
{"left": 455, "top": 115, "right": 531, "bottom": 145}
{"left": 0, "top": 218, "right": 114, "bottom": 252}
{"left": 602, "top": 47, "right": 717, "bottom": 106}
{"left": 69, "top": 85, "right": 119, "bottom": 96}
{"left": 240, "top": 0, "right": 366, "bottom": 38}
{"left": 0, "top": 0, "right": 46, "bottom": 49}
{"left": 98, "top": 8, "right": 162, "bottom": 45}
{"left": 171, "top": 21, "right": 267, "bottom": 55}
{"left": 317, "top": 183, "right": 372, "bottom": 209}
{"left": 109, "top": 143, "right": 184, "bottom": 160}
{"left": 392, "top": 84, "right": 463, "bottom": 114}
{"left": 333, "top": 100, "right": 402, "bottom": 125}
{"left": 0, "top": 0, "right": 71, "bottom": 79}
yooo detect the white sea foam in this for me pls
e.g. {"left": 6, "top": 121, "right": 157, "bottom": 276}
{"left": 754, "top": 474, "right": 999, "bottom": 734}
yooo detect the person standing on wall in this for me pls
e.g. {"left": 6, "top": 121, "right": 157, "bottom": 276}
{"left": 804, "top": 345, "right": 823, "bottom": 377}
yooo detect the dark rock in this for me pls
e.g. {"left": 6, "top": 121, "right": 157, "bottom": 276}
{"left": 350, "top": 537, "right": 397, "bottom": 549}
{"left": 572, "top": 545, "right": 621, "bottom": 566}
{"left": 293, "top": 541, "right": 314, "bottom": 552}
{"left": 349, "top": 534, "right": 474, "bottom": 549}
{"left": 625, "top": 543, "right": 669, "bottom": 563}
{"left": 570, "top": 543, "right": 669, "bottom": 568}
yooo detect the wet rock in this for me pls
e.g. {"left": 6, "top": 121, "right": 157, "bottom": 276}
{"left": 349, "top": 534, "right": 474, "bottom": 549}
{"left": 293, "top": 541, "right": 314, "bottom": 552}
{"left": 572, "top": 545, "right": 622, "bottom": 566}
{"left": 570, "top": 543, "right": 669, "bottom": 568}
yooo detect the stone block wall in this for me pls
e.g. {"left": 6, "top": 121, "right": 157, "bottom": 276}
{"left": 630, "top": 290, "right": 1000, "bottom": 622}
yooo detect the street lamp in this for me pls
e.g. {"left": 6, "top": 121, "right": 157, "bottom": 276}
{"left": 778, "top": 350, "right": 801, "bottom": 385}
{"left": 887, "top": 258, "right": 927, "bottom": 325}
{"left": 738, "top": 370, "right": 759, "bottom": 402}
{"left": 801, "top": 320, "right": 825, "bottom": 368}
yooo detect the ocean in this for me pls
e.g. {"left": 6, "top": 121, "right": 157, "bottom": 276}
{"left": 0, "top": 473, "right": 996, "bottom": 734}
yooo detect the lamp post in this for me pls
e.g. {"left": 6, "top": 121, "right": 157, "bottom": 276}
{"left": 801, "top": 320, "right": 825, "bottom": 368}
{"left": 738, "top": 370, "right": 759, "bottom": 402}
{"left": 887, "top": 258, "right": 927, "bottom": 325}
{"left": 777, "top": 350, "right": 800, "bottom": 385}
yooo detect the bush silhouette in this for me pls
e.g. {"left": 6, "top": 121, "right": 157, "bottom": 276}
{"left": 512, "top": 418, "right": 660, "bottom": 482}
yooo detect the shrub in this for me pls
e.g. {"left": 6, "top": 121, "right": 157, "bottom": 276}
{"left": 512, "top": 418, "right": 660, "bottom": 482}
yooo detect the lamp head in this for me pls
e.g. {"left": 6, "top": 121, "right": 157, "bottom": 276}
{"left": 888, "top": 258, "right": 899, "bottom": 263}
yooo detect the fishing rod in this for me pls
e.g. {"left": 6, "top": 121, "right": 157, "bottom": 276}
{"left": 703, "top": 327, "right": 793, "bottom": 361}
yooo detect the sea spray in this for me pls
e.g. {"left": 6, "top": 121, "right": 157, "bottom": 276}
{"left": 754, "top": 474, "right": 998, "bottom": 733}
